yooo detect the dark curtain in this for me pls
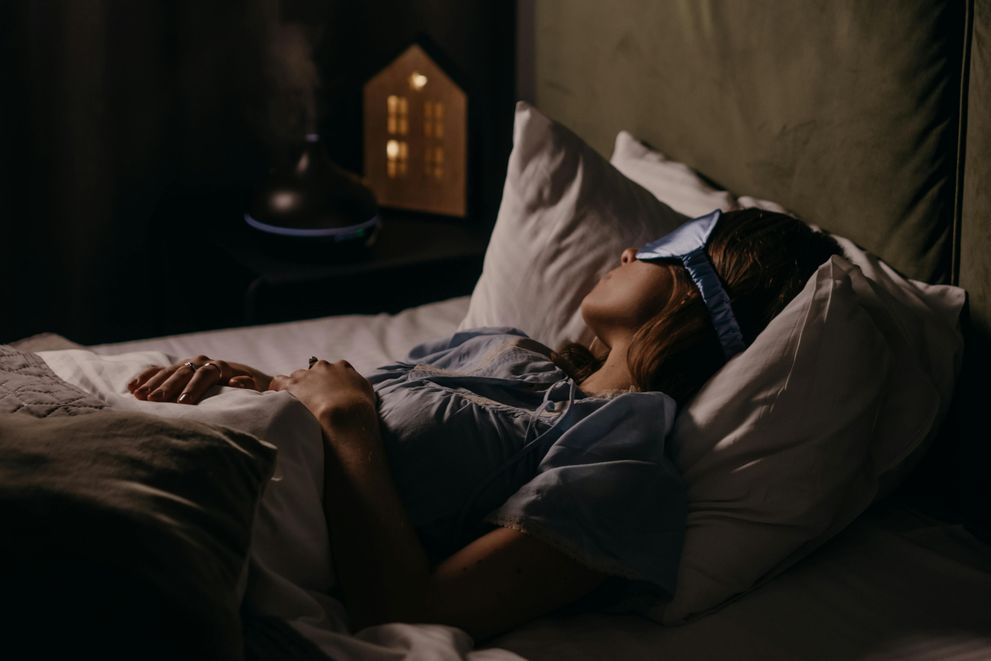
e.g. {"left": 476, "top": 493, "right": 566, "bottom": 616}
{"left": 0, "top": 1, "right": 276, "bottom": 344}
{"left": 0, "top": 1, "right": 515, "bottom": 344}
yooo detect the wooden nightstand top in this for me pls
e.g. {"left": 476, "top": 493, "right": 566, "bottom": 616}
{"left": 209, "top": 209, "right": 490, "bottom": 286}
{"left": 156, "top": 192, "right": 491, "bottom": 329}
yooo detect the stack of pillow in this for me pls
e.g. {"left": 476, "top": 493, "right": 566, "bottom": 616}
{"left": 460, "top": 102, "right": 965, "bottom": 623}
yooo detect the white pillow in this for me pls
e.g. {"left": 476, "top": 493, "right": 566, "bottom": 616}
{"left": 458, "top": 103, "right": 685, "bottom": 348}
{"left": 654, "top": 256, "right": 907, "bottom": 622}
{"left": 612, "top": 130, "right": 965, "bottom": 621}
{"left": 610, "top": 129, "right": 783, "bottom": 216}
{"left": 460, "top": 107, "right": 965, "bottom": 622}
{"left": 609, "top": 131, "right": 741, "bottom": 217}
{"left": 611, "top": 131, "right": 965, "bottom": 495}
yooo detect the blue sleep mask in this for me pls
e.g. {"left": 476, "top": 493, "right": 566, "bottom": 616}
{"left": 636, "top": 209, "right": 746, "bottom": 360}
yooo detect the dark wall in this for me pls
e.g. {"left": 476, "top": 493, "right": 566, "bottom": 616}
{"left": 0, "top": 2, "right": 275, "bottom": 344}
{"left": 0, "top": 1, "right": 515, "bottom": 345}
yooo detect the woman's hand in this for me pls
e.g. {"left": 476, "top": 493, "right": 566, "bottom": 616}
{"left": 128, "top": 355, "right": 272, "bottom": 404}
{"left": 269, "top": 359, "right": 378, "bottom": 435}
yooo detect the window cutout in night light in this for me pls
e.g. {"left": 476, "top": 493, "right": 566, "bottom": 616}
{"left": 425, "top": 145, "right": 445, "bottom": 180}
{"left": 387, "top": 95, "right": 409, "bottom": 136}
{"left": 433, "top": 146, "right": 444, "bottom": 179}
{"left": 387, "top": 95, "right": 397, "bottom": 134}
{"left": 434, "top": 102, "right": 444, "bottom": 139}
{"left": 423, "top": 101, "right": 444, "bottom": 139}
{"left": 386, "top": 139, "right": 408, "bottom": 178}
{"left": 398, "top": 97, "right": 408, "bottom": 135}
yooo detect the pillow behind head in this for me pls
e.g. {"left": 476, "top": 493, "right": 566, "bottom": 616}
{"left": 611, "top": 131, "right": 965, "bottom": 496}
{"left": 610, "top": 130, "right": 965, "bottom": 621}
{"left": 459, "top": 103, "right": 686, "bottom": 348}
{"left": 610, "top": 130, "right": 740, "bottom": 217}
{"left": 654, "top": 256, "right": 889, "bottom": 623}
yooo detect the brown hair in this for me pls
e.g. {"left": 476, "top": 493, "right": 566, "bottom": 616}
{"left": 554, "top": 209, "right": 842, "bottom": 407}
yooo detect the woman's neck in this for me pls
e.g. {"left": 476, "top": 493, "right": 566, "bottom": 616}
{"left": 580, "top": 339, "right": 634, "bottom": 395}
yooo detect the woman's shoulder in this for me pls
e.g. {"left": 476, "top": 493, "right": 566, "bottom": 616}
{"left": 367, "top": 327, "right": 560, "bottom": 382}
{"left": 406, "top": 327, "right": 549, "bottom": 362}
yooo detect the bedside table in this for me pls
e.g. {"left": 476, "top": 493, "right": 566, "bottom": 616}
{"left": 201, "top": 208, "right": 488, "bottom": 326}
{"left": 160, "top": 195, "right": 491, "bottom": 333}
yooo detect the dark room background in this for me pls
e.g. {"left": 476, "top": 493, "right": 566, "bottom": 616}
{"left": 0, "top": 1, "right": 516, "bottom": 345}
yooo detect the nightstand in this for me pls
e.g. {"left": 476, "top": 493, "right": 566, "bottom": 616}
{"left": 156, "top": 195, "right": 489, "bottom": 334}
{"left": 221, "top": 210, "right": 489, "bottom": 324}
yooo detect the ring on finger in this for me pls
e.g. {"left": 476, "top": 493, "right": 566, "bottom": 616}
{"left": 203, "top": 362, "right": 225, "bottom": 385}
{"left": 183, "top": 360, "right": 199, "bottom": 372}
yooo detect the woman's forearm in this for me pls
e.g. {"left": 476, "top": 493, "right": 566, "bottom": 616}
{"left": 318, "top": 409, "right": 433, "bottom": 629}
{"left": 316, "top": 407, "right": 608, "bottom": 641}
{"left": 286, "top": 362, "right": 606, "bottom": 640}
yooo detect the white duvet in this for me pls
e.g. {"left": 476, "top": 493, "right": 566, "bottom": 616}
{"left": 39, "top": 339, "right": 520, "bottom": 661}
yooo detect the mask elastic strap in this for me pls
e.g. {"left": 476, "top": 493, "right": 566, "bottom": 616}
{"left": 680, "top": 247, "right": 746, "bottom": 359}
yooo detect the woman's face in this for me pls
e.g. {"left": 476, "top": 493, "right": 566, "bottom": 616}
{"left": 580, "top": 247, "right": 677, "bottom": 348}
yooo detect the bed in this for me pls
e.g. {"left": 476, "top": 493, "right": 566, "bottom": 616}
{"left": 88, "top": 297, "right": 991, "bottom": 661}
{"left": 6, "top": 0, "right": 991, "bottom": 659}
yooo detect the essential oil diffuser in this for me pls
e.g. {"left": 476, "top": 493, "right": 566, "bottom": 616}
{"left": 244, "top": 133, "right": 380, "bottom": 246}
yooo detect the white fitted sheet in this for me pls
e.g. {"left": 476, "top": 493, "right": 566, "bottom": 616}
{"left": 92, "top": 296, "right": 472, "bottom": 376}
{"left": 90, "top": 296, "right": 991, "bottom": 660}
{"left": 492, "top": 505, "right": 991, "bottom": 661}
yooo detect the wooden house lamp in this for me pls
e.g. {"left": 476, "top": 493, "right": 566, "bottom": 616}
{"left": 363, "top": 44, "right": 467, "bottom": 218}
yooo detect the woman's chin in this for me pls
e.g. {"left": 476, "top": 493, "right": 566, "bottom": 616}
{"left": 578, "top": 298, "right": 598, "bottom": 335}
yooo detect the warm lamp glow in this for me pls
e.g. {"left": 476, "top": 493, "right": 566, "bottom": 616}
{"left": 386, "top": 140, "right": 400, "bottom": 159}
{"left": 409, "top": 71, "right": 428, "bottom": 90}
{"left": 271, "top": 190, "right": 300, "bottom": 211}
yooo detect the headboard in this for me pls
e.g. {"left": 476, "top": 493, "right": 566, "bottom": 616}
{"left": 520, "top": 0, "right": 989, "bottom": 529}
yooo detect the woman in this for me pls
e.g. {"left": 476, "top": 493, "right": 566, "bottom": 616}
{"left": 129, "top": 208, "right": 840, "bottom": 640}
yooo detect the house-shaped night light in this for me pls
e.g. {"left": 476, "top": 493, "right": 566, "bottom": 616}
{"left": 363, "top": 43, "right": 467, "bottom": 218}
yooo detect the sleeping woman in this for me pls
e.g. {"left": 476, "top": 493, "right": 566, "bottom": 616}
{"left": 128, "top": 208, "right": 840, "bottom": 640}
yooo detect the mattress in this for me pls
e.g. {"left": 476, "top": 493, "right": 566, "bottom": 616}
{"left": 88, "top": 296, "right": 991, "bottom": 660}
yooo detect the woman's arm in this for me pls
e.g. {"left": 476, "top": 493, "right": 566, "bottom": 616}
{"left": 271, "top": 361, "right": 607, "bottom": 640}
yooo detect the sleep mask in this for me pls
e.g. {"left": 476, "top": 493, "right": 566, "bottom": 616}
{"left": 636, "top": 209, "right": 746, "bottom": 360}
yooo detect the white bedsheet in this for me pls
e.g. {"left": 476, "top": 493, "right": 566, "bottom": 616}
{"left": 81, "top": 296, "right": 991, "bottom": 660}
{"left": 90, "top": 296, "right": 472, "bottom": 377}
{"left": 491, "top": 505, "right": 991, "bottom": 660}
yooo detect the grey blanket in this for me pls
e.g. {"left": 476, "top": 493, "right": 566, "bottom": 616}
{"left": 0, "top": 343, "right": 107, "bottom": 417}
{"left": 0, "top": 344, "right": 281, "bottom": 660}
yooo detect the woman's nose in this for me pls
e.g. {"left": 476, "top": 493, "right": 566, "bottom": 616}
{"left": 620, "top": 247, "right": 638, "bottom": 264}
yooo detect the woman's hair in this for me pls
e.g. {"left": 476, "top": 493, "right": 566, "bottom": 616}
{"left": 554, "top": 208, "right": 842, "bottom": 407}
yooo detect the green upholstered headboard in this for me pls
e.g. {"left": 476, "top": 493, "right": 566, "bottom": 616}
{"left": 523, "top": 0, "right": 989, "bottom": 528}
{"left": 958, "top": 0, "right": 990, "bottom": 530}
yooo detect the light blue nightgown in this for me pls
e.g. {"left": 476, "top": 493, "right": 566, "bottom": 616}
{"left": 368, "top": 327, "right": 686, "bottom": 602}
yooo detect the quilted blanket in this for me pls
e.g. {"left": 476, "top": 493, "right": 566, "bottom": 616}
{"left": 0, "top": 344, "right": 278, "bottom": 660}
{"left": 0, "top": 343, "right": 105, "bottom": 417}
